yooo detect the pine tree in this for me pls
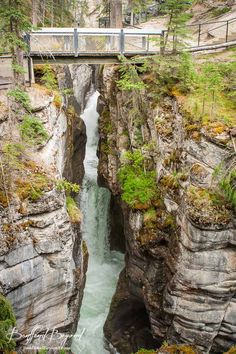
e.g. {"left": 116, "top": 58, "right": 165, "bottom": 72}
{"left": 160, "top": 0, "right": 193, "bottom": 52}
{"left": 0, "top": 0, "right": 32, "bottom": 85}
{"left": 128, "top": 0, "right": 152, "bottom": 14}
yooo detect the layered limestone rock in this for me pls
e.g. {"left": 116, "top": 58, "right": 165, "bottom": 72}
{"left": 98, "top": 65, "right": 236, "bottom": 354}
{"left": 0, "top": 64, "right": 93, "bottom": 349}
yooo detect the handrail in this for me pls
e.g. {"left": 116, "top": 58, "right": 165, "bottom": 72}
{"left": 199, "top": 17, "right": 236, "bottom": 37}
{"left": 30, "top": 28, "right": 163, "bottom": 35}
{"left": 188, "top": 16, "right": 236, "bottom": 27}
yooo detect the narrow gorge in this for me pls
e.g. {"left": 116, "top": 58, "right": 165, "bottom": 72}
{"left": 71, "top": 90, "right": 123, "bottom": 353}
{"left": 0, "top": 1, "right": 236, "bottom": 351}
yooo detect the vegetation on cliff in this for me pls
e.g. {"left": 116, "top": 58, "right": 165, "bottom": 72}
{"left": 0, "top": 294, "right": 16, "bottom": 351}
{"left": 115, "top": 50, "right": 236, "bottom": 221}
{"left": 118, "top": 49, "right": 236, "bottom": 130}
{"left": 134, "top": 344, "right": 236, "bottom": 353}
{"left": 133, "top": 343, "right": 200, "bottom": 353}
{"left": 118, "top": 150, "right": 157, "bottom": 209}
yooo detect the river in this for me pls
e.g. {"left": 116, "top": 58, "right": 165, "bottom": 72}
{"left": 71, "top": 91, "right": 123, "bottom": 354}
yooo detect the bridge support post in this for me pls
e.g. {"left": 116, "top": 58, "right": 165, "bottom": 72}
{"left": 198, "top": 24, "right": 201, "bottom": 47}
{"left": 24, "top": 33, "right": 31, "bottom": 53}
{"left": 120, "top": 29, "right": 125, "bottom": 54}
{"left": 226, "top": 20, "right": 229, "bottom": 42}
{"left": 142, "top": 36, "right": 147, "bottom": 52}
{"left": 74, "top": 28, "right": 79, "bottom": 57}
{"left": 27, "top": 57, "right": 32, "bottom": 87}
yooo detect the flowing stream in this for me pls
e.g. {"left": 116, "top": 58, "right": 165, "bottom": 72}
{"left": 71, "top": 91, "right": 123, "bottom": 354}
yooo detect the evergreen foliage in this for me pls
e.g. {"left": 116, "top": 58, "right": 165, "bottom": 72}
{"left": 219, "top": 170, "right": 236, "bottom": 209}
{"left": 118, "top": 150, "right": 157, "bottom": 208}
{"left": 117, "top": 56, "right": 147, "bottom": 91}
{"left": 0, "top": 0, "right": 32, "bottom": 83}
{"left": 8, "top": 87, "right": 31, "bottom": 111}
{"left": 128, "top": 0, "right": 153, "bottom": 14}
{"left": 56, "top": 179, "right": 80, "bottom": 194}
{"left": 20, "top": 115, "right": 49, "bottom": 145}
{"left": 0, "top": 294, "right": 16, "bottom": 351}
{"left": 160, "top": 0, "right": 193, "bottom": 52}
{"left": 214, "top": 163, "right": 236, "bottom": 210}
{"left": 41, "top": 65, "right": 58, "bottom": 91}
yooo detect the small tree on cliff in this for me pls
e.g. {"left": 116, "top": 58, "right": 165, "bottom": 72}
{"left": 0, "top": 294, "right": 16, "bottom": 351}
{"left": 161, "top": 0, "right": 193, "bottom": 52}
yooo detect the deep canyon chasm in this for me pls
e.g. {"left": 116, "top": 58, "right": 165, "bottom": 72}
{"left": 0, "top": 62, "right": 236, "bottom": 354}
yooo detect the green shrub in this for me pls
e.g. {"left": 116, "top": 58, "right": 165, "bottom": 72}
{"left": 16, "top": 173, "right": 51, "bottom": 202}
{"left": 117, "top": 56, "right": 147, "bottom": 91}
{"left": 133, "top": 349, "right": 156, "bottom": 354}
{"left": 41, "top": 64, "right": 58, "bottom": 91}
{"left": 8, "top": 86, "right": 31, "bottom": 111}
{"left": 66, "top": 196, "right": 81, "bottom": 223}
{"left": 0, "top": 294, "right": 16, "bottom": 351}
{"left": 56, "top": 178, "right": 80, "bottom": 194}
{"left": 219, "top": 169, "right": 236, "bottom": 209}
{"left": 20, "top": 115, "right": 49, "bottom": 145}
{"left": 2, "top": 142, "right": 25, "bottom": 169}
{"left": 212, "top": 6, "right": 230, "bottom": 17}
{"left": 186, "top": 186, "right": 232, "bottom": 226}
{"left": 62, "top": 88, "right": 73, "bottom": 96}
{"left": 38, "top": 348, "right": 48, "bottom": 354}
{"left": 11, "top": 63, "right": 26, "bottom": 75}
{"left": 118, "top": 150, "right": 157, "bottom": 208}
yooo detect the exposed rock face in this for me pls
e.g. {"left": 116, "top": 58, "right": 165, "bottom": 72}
{"left": 98, "top": 66, "right": 236, "bottom": 353}
{"left": 0, "top": 64, "right": 92, "bottom": 349}
{"left": 59, "top": 64, "right": 93, "bottom": 185}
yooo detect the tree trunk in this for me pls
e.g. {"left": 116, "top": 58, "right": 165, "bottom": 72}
{"left": 110, "top": 0, "right": 123, "bottom": 28}
{"left": 164, "top": 12, "right": 173, "bottom": 52}
{"left": 41, "top": 0, "right": 46, "bottom": 26}
{"left": 32, "top": 0, "right": 38, "bottom": 26}
{"left": 10, "top": 0, "right": 25, "bottom": 85}
{"left": 51, "top": 0, "right": 54, "bottom": 27}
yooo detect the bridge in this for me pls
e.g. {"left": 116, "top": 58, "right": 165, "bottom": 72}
{"left": 27, "top": 18, "right": 236, "bottom": 61}
{"left": 28, "top": 28, "right": 164, "bottom": 59}
{"left": 0, "top": 17, "right": 236, "bottom": 88}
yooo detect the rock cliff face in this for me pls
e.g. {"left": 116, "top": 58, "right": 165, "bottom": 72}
{"left": 98, "top": 65, "right": 236, "bottom": 354}
{"left": 0, "top": 64, "right": 93, "bottom": 349}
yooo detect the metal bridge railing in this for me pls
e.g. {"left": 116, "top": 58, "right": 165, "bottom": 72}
{"left": 187, "top": 16, "right": 236, "bottom": 47}
{"left": 29, "top": 28, "right": 164, "bottom": 56}
{"left": 161, "top": 16, "right": 236, "bottom": 52}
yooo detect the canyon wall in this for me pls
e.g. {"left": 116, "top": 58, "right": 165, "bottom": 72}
{"left": 0, "top": 64, "right": 93, "bottom": 349}
{"left": 98, "top": 65, "right": 236, "bottom": 354}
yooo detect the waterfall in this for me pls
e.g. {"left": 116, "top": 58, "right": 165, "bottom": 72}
{"left": 71, "top": 91, "right": 123, "bottom": 354}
